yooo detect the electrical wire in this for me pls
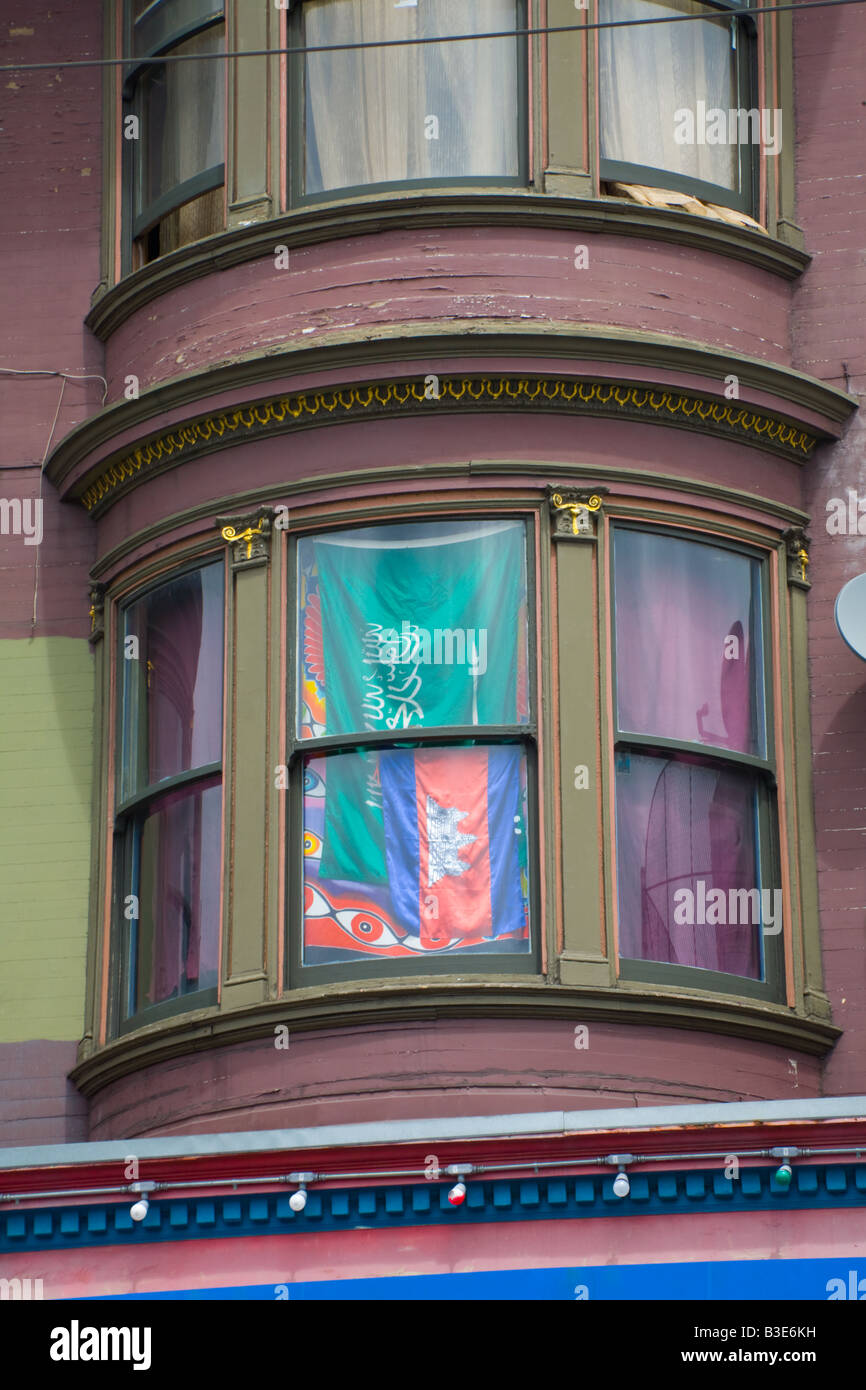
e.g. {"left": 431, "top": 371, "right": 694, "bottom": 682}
{"left": 29, "top": 376, "right": 66, "bottom": 639}
{"left": 0, "top": 0, "right": 864, "bottom": 75}
{"left": 2, "top": 1142, "right": 866, "bottom": 1205}
{"left": 0, "top": 370, "right": 108, "bottom": 473}
{"left": 0, "top": 369, "right": 106, "bottom": 631}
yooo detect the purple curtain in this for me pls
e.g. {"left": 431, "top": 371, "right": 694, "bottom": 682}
{"left": 614, "top": 532, "right": 765, "bottom": 981}
{"left": 141, "top": 779, "right": 221, "bottom": 1008}
{"left": 623, "top": 756, "right": 761, "bottom": 979}
{"left": 614, "top": 531, "right": 761, "bottom": 756}
{"left": 129, "top": 565, "right": 224, "bottom": 1011}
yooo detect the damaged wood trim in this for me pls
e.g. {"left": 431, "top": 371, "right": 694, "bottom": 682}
{"left": 86, "top": 191, "right": 812, "bottom": 339}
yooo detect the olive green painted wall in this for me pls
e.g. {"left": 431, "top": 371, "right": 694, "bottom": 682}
{"left": 0, "top": 637, "right": 93, "bottom": 1042}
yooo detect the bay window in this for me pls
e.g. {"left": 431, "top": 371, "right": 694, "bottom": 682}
{"left": 612, "top": 527, "right": 783, "bottom": 999}
{"left": 112, "top": 562, "right": 225, "bottom": 1030}
{"left": 291, "top": 0, "right": 526, "bottom": 201}
{"left": 292, "top": 518, "right": 536, "bottom": 979}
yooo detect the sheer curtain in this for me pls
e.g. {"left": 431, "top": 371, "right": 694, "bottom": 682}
{"left": 303, "top": 0, "right": 519, "bottom": 193}
{"left": 617, "top": 754, "right": 762, "bottom": 978}
{"left": 614, "top": 531, "right": 766, "bottom": 979}
{"left": 598, "top": 0, "right": 737, "bottom": 190}
{"left": 139, "top": 24, "right": 225, "bottom": 213}
{"left": 139, "top": 779, "right": 221, "bottom": 1008}
{"left": 614, "top": 530, "right": 762, "bottom": 757}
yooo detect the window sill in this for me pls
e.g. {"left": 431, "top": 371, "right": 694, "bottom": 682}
{"left": 70, "top": 976, "right": 839, "bottom": 1097}
{"left": 87, "top": 189, "right": 811, "bottom": 341}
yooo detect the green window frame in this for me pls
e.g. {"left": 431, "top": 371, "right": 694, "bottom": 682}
{"left": 286, "top": 0, "right": 529, "bottom": 207}
{"left": 110, "top": 558, "right": 225, "bottom": 1034}
{"left": 598, "top": 0, "right": 759, "bottom": 217}
{"left": 287, "top": 514, "right": 540, "bottom": 986}
{"left": 122, "top": 0, "right": 226, "bottom": 269}
{"left": 611, "top": 523, "right": 784, "bottom": 1003}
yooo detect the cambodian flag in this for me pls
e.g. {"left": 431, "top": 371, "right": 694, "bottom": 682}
{"left": 380, "top": 745, "right": 527, "bottom": 946}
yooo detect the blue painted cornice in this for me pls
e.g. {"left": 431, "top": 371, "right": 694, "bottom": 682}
{"left": 3, "top": 1164, "right": 866, "bottom": 1254}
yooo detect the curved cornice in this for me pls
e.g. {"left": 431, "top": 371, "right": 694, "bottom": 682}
{"left": 47, "top": 327, "right": 857, "bottom": 506}
{"left": 72, "top": 376, "right": 819, "bottom": 515}
{"left": 85, "top": 192, "right": 811, "bottom": 340}
{"left": 76, "top": 373, "right": 824, "bottom": 515}
{"left": 69, "top": 982, "right": 840, "bottom": 1099}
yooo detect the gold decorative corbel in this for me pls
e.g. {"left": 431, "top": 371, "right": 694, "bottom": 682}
{"left": 87, "top": 582, "right": 105, "bottom": 644}
{"left": 548, "top": 486, "right": 607, "bottom": 539}
{"left": 782, "top": 527, "right": 811, "bottom": 589}
{"left": 217, "top": 508, "right": 275, "bottom": 568}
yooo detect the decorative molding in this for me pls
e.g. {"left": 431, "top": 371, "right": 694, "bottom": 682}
{"left": 217, "top": 506, "right": 275, "bottom": 568}
{"left": 549, "top": 486, "right": 607, "bottom": 539}
{"left": 73, "top": 376, "right": 821, "bottom": 515}
{"left": 783, "top": 527, "right": 811, "bottom": 589}
{"left": 87, "top": 582, "right": 106, "bottom": 644}
{"left": 84, "top": 192, "right": 813, "bottom": 341}
{"left": 3, "top": 1164, "right": 865, "bottom": 1253}
{"left": 46, "top": 330, "right": 856, "bottom": 502}
{"left": 68, "top": 982, "right": 840, "bottom": 1098}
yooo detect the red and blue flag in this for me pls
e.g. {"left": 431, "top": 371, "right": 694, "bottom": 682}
{"left": 380, "top": 745, "right": 526, "bottom": 946}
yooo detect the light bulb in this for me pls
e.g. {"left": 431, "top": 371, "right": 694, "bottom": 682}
{"left": 447, "top": 1181, "right": 466, "bottom": 1206}
{"left": 774, "top": 1163, "right": 793, "bottom": 1188}
{"left": 289, "top": 1188, "right": 307, "bottom": 1212}
{"left": 129, "top": 1198, "right": 149, "bottom": 1222}
{"left": 613, "top": 1170, "right": 630, "bottom": 1198}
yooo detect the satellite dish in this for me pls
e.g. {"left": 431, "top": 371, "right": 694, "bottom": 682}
{"left": 835, "top": 573, "right": 866, "bottom": 661}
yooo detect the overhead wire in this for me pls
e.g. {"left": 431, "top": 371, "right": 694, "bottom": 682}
{"left": 0, "top": 0, "right": 865, "bottom": 74}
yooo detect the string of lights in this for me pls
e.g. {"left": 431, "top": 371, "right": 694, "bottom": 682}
{"left": 0, "top": 0, "right": 864, "bottom": 75}
{"left": 3, "top": 1142, "right": 864, "bottom": 1212}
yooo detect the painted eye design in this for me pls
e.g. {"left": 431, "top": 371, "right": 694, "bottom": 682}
{"left": 303, "top": 882, "right": 333, "bottom": 918}
{"left": 333, "top": 908, "right": 403, "bottom": 949}
{"left": 303, "top": 830, "right": 322, "bottom": 858}
{"left": 303, "top": 765, "right": 325, "bottom": 797}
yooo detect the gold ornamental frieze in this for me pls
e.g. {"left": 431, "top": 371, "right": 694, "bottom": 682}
{"left": 77, "top": 375, "right": 819, "bottom": 513}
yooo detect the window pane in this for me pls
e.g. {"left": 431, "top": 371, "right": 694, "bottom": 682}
{"left": 303, "top": 0, "right": 520, "bottom": 194}
{"left": 599, "top": 0, "right": 739, "bottom": 192}
{"left": 126, "top": 777, "right": 222, "bottom": 1015}
{"left": 303, "top": 744, "right": 531, "bottom": 963}
{"left": 615, "top": 752, "right": 770, "bottom": 979}
{"left": 121, "top": 564, "right": 224, "bottom": 801}
{"left": 297, "top": 520, "right": 529, "bottom": 739}
{"left": 137, "top": 23, "right": 225, "bottom": 215}
{"left": 614, "top": 530, "right": 765, "bottom": 757}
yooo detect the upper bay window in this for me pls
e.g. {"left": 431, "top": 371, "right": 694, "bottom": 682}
{"left": 112, "top": 561, "right": 225, "bottom": 1031}
{"left": 599, "top": 0, "right": 759, "bottom": 214}
{"left": 124, "top": 0, "right": 226, "bottom": 268}
{"left": 101, "top": 0, "right": 797, "bottom": 282}
{"left": 612, "top": 527, "right": 783, "bottom": 1000}
{"left": 291, "top": 0, "right": 526, "bottom": 200}
{"left": 293, "top": 518, "right": 535, "bottom": 979}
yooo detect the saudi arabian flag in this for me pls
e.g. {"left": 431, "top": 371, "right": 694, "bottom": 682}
{"left": 309, "top": 520, "right": 526, "bottom": 884}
